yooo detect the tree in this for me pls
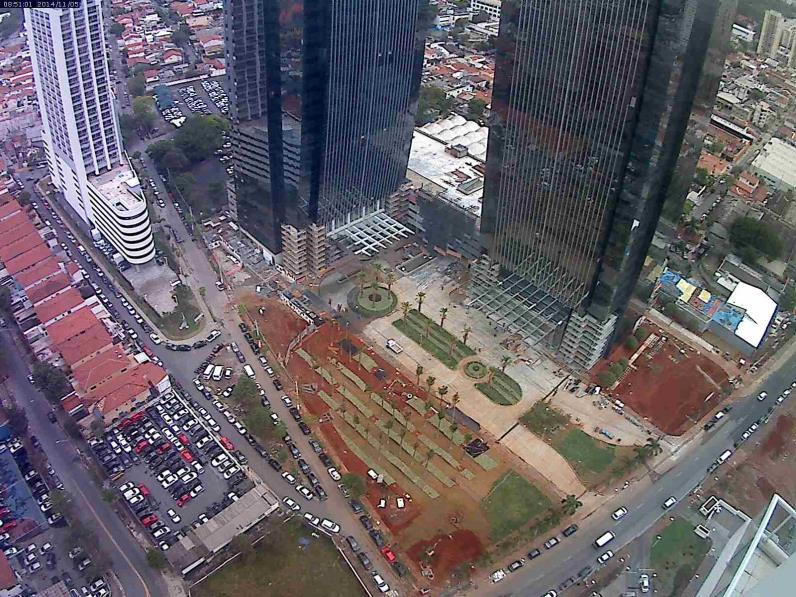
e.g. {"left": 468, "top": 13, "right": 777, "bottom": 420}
{"left": 471, "top": 10, "right": 490, "bottom": 24}
{"left": 462, "top": 325, "right": 472, "bottom": 347}
{"left": 467, "top": 98, "right": 487, "bottom": 120}
{"left": 625, "top": 336, "right": 639, "bottom": 351}
{"left": 118, "top": 113, "right": 138, "bottom": 143}
{"left": 145, "top": 549, "right": 167, "bottom": 569}
{"left": 415, "top": 364, "right": 424, "bottom": 386}
{"left": 439, "top": 306, "right": 449, "bottom": 327}
{"left": 436, "top": 410, "right": 445, "bottom": 430}
{"left": 162, "top": 148, "right": 189, "bottom": 172}
{"left": 426, "top": 375, "right": 436, "bottom": 396}
{"left": 171, "top": 28, "right": 190, "bottom": 46}
{"left": 174, "top": 115, "right": 229, "bottom": 162}
{"left": 438, "top": 385, "right": 449, "bottom": 404}
{"left": 500, "top": 355, "right": 512, "bottom": 373}
{"left": 18, "top": 190, "right": 31, "bottom": 206}
{"left": 598, "top": 370, "right": 617, "bottom": 387}
{"left": 400, "top": 301, "right": 411, "bottom": 319}
{"left": 5, "top": 406, "right": 28, "bottom": 437}
{"left": 109, "top": 22, "right": 125, "bottom": 36}
{"left": 127, "top": 75, "right": 146, "bottom": 98}
{"left": 89, "top": 417, "right": 105, "bottom": 438}
{"left": 416, "top": 292, "right": 426, "bottom": 313}
{"left": 132, "top": 96, "right": 156, "bottom": 132}
{"left": 730, "top": 217, "right": 783, "bottom": 263}
{"left": 230, "top": 376, "right": 258, "bottom": 408}
{"left": 147, "top": 140, "right": 175, "bottom": 163}
{"left": 560, "top": 494, "right": 582, "bottom": 515}
{"left": 424, "top": 447, "right": 436, "bottom": 468}
{"left": 132, "top": 151, "right": 141, "bottom": 160}
{"left": 645, "top": 436, "right": 663, "bottom": 457}
{"left": 32, "top": 362, "right": 73, "bottom": 403}
{"left": 781, "top": 284, "right": 796, "bottom": 312}
{"left": 386, "top": 272, "right": 396, "bottom": 291}
{"left": 416, "top": 86, "right": 454, "bottom": 125}
{"left": 208, "top": 181, "right": 226, "bottom": 207}
{"left": 230, "top": 535, "right": 254, "bottom": 561}
{"left": 0, "top": 286, "right": 11, "bottom": 312}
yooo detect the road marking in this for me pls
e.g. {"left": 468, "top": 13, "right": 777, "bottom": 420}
{"left": 70, "top": 483, "right": 152, "bottom": 597}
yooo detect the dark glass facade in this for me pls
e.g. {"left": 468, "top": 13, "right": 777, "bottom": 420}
{"left": 481, "top": 0, "right": 735, "bottom": 340}
{"left": 225, "top": 0, "right": 426, "bottom": 253}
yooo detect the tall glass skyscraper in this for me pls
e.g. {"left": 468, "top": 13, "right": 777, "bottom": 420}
{"left": 471, "top": 0, "right": 735, "bottom": 369}
{"left": 225, "top": 0, "right": 426, "bottom": 265}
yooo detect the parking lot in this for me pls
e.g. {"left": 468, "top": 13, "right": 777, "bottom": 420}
{"left": 89, "top": 390, "right": 252, "bottom": 552}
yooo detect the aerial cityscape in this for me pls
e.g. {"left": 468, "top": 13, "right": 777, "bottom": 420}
{"left": 0, "top": 0, "right": 794, "bottom": 596}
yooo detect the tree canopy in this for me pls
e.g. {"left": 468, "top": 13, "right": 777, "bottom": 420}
{"left": 32, "top": 362, "right": 73, "bottom": 403}
{"left": 467, "top": 98, "right": 487, "bottom": 119}
{"left": 416, "top": 86, "right": 454, "bottom": 125}
{"left": 128, "top": 75, "right": 146, "bottom": 98}
{"left": 781, "top": 284, "right": 796, "bottom": 312}
{"left": 730, "top": 217, "right": 783, "bottom": 263}
{"left": 173, "top": 115, "right": 229, "bottom": 162}
{"left": 132, "top": 96, "right": 156, "bottom": 132}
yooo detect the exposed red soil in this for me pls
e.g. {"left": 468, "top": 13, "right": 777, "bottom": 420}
{"left": 406, "top": 530, "right": 484, "bottom": 582}
{"left": 600, "top": 331, "right": 730, "bottom": 435}
{"left": 242, "top": 295, "right": 307, "bottom": 356}
{"left": 760, "top": 414, "right": 794, "bottom": 459}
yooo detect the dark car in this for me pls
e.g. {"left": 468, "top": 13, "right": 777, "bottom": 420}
{"left": 315, "top": 486, "right": 328, "bottom": 501}
{"left": 288, "top": 407, "right": 301, "bottom": 422}
{"left": 357, "top": 551, "right": 372, "bottom": 570}
{"left": 528, "top": 548, "right": 542, "bottom": 560}
{"left": 349, "top": 500, "right": 364, "bottom": 515}
{"left": 298, "top": 422, "right": 311, "bottom": 436}
{"left": 359, "top": 515, "right": 373, "bottom": 531}
{"left": 298, "top": 459, "right": 311, "bottom": 475}
{"left": 507, "top": 559, "right": 525, "bottom": 572}
{"left": 288, "top": 444, "right": 301, "bottom": 460}
{"left": 562, "top": 524, "right": 579, "bottom": 537}
{"left": 47, "top": 412, "right": 57, "bottom": 423}
{"left": 308, "top": 440, "right": 322, "bottom": 454}
{"left": 369, "top": 529, "right": 385, "bottom": 548}
{"left": 273, "top": 379, "right": 283, "bottom": 391}
{"left": 318, "top": 452, "right": 333, "bottom": 467}
{"left": 267, "top": 458, "right": 282, "bottom": 471}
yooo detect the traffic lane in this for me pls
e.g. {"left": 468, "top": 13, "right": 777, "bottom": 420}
{"left": 0, "top": 335, "right": 168, "bottom": 597}
{"left": 496, "top": 358, "right": 796, "bottom": 596}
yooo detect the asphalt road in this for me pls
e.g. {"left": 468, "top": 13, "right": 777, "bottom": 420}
{"left": 27, "top": 188, "right": 404, "bottom": 593}
{"left": 478, "top": 349, "right": 796, "bottom": 597}
{"left": 0, "top": 332, "right": 169, "bottom": 597}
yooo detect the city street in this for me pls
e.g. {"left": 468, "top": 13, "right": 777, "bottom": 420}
{"left": 0, "top": 331, "right": 169, "bottom": 597}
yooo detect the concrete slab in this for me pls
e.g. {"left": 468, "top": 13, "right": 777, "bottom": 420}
{"left": 124, "top": 261, "right": 179, "bottom": 316}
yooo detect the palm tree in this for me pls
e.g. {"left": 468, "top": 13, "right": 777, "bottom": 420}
{"left": 400, "top": 301, "right": 411, "bottom": 319}
{"left": 399, "top": 425, "right": 409, "bottom": 448}
{"left": 500, "top": 355, "right": 512, "bottom": 373}
{"left": 384, "top": 419, "right": 395, "bottom": 446}
{"left": 353, "top": 414, "right": 361, "bottom": 429}
{"left": 449, "top": 423, "right": 459, "bottom": 450}
{"left": 372, "top": 263, "right": 384, "bottom": 288}
{"left": 386, "top": 272, "right": 396, "bottom": 292}
{"left": 439, "top": 306, "right": 449, "bottom": 327}
{"left": 424, "top": 317, "right": 432, "bottom": 340}
{"left": 412, "top": 440, "right": 421, "bottom": 458}
{"left": 463, "top": 432, "right": 473, "bottom": 447}
{"left": 448, "top": 335, "right": 457, "bottom": 355}
{"left": 424, "top": 398, "right": 434, "bottom": 414}
{"left": 438, "top": 385, "right": 449, "bottom": 405}
{"left": 415, "top": 364, "right": 424, "bottom": 386}
{"left": 424, "top": 447, "right": 436, "bottom": 468}
{"left": 645, "top": 436, "right": 663, "bottom": 457}
{"left": 560, "top": 494, "right": 582, "bottom": 515}
{"left": 462, "top": 325, "right": 472, "bottom": 347}
{"left": 416, "top": 291, "right": 426, "bottom": 313}
{"left": 426, "top": 375, "right": 436, "bottom": 397}
{"left": 451, "top": 392, "right": 461, "bottom": 410}
{"left": 355, "top": 271, "right": 366, "bottom": 292}
{"left": 436, "top": 410, "right": 445, "bottom": 430}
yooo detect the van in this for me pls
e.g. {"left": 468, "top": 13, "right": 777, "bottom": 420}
{"left": 212, "top": 365, "right": 223, "bottom": 382}
{"left": 593, "top": 531, "right": 615, "bottom": 548}
{"left": 716, "top": 449, "right": 732, "bottom": 464}
{"left": 243, "top": 364, "right": 255, "bottom": 379}
{"left": 203, "top": 364, "right": 214, "bottom": 380}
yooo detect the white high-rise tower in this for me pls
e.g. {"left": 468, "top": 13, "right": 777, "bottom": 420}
{"left": 26, "top": 2, "right": 155, "bottom": 265}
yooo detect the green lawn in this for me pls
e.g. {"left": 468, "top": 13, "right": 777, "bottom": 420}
{"left": 155, "top": 285, "right": 204, "bottom": 340}
{"left": 476, "top": 368, "right": 522, "bottom": 405}
{"left": 520, "top": 400, "right": 571, "bottom": 438}
{"left": 392, "top": 309, "right": 474, "bottom": 369}
{"left": 194, "top": 520, "right": 364, "bottom": 597}
{"left": 554, "top": 429, "right": 617, "bottom": 479}
{"left": 651, "top": 518, "right": 711, "bottom": 597}
{"left": 481, "top": 471, "right": 552, "bottom": 541}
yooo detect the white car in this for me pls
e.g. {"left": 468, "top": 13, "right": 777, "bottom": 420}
{"left": 296, "top": 485, "right": 314, "bottom": 500}
{"left": 758, "top": 391, "right": 768, "bottom": 401}
{"left": 283, "top": 497, "right": 301, "bottom": 512}
{"left": 303, "top": 512, "right": 320, "bottom": 526}
{"left": 281, "top": 472, "right": 297, "bottom": 485}
{"left": 320, "top": 518, "right": 340, "bottom": 534}
{"left": 166, "top": 509, "right": 181, "bottom": 524}
{"left": 611, "top": 507, "right": 628, "bottom": 521}
{"left": 597, "top": 550, "right": 614, "bottom": 564}
{"left": 327, "top": 467, "right": 341, "bottom": 482}
{"left": 233, "top": 421, "right": 247, "bottom": 435}
{"left": 149, "top": 333, "right": 162, "bottom": 345}
{"left": 211, "top": 454, "right": 229, "bottom": 467}
{"left": 123, "top": 488, "right": 140, "bottom": 500}
{"left": 372, "top": 573, "right": 390, "bottom": 593}
{"left": 152, "top": 526, "right": 170, "bottom": 539}
{"left": 128, "top": 494, "right": 145, "bottom": 505}
{"left": 223, "top": 466, "right": 240, "bottom": 480}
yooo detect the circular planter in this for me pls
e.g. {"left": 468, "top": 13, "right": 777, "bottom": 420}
{"left": 347, "top": 285, "right": 397, "bottom": 318}
{"left": 464, "top": 360, "right": 488, "bottom": 380}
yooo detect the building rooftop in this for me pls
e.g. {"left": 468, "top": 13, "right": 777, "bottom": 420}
{"left": 725, "top": 281, "right": 777, "bottom": 348}
{"left": 34, "top": 288, "right": 85, "bottom": 324}
{"left": 45, "top": 308, "right": 101, "bottom": 345}
{"left": 0, "top": 211, "right": 31, "bottom": 236}
{"left": 54, "top": 322, "right": 113, "bottom": 367}
{"left": 407, "top": 125, "right": 485, "bottom": 216}
{"left": 85, "top": 361, "right": 166, "bottom": 415}
{"left": 752, "top": 138, "right": 796, "bottom": 188}
{"left": 4, "top": 244, "right": 53, "bottom": 275}
{"left": 0, "top": 230, "right": 45, "bottom": 262}
{"left": 89, "top": 163, "right": 145, "bottom": 212}
{"left": 14, "top": 256, "right": 62, "bottom": 288}
{"left": 0, "top": 199, "right": 21, "bottom": 221}
{"left": 71, "top": 348, "right": 132, "bottom": 392}
{"left": 0, "top": 553, "right": 16, "bottom": 590}
{"left": 26, "top": 273, "right": 71, "bottom": 305}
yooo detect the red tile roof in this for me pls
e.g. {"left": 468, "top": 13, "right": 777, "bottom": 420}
{"left": 34, "top": 288, "right": 85, "bottom": 324}
{"left": 0, "top": 231, "right": 45, "bottom": 262}
{"left": 55, "top": 322, "right": 113, "bottom": 366}
{"left": 0, "top": 553, "right": 16, "bottom": 590}
{"left": 86, "top": 361, "right": 166, "bottom": 415}
{"left": 4, "top": 244, "right": 53, "bottom": 275}
{"left": 72, "top": 348, "right": 131, "bottom": 391}
{"left": 45, "top": 308, "right": 99, "bottom": 344}
{"left": 0, "top": 199, "right": 21, "bottom": 221}
{"left": 26, "top": 273, "right": 71, "bottom": 304}
{"left": 15, "top": 256, "right": 62, "bottom": 288}
{"left": 0, "top": 212, "right": 29, "bottom": 235}
{"left": 0, "top": 219, "right": 36, "bottom": 248}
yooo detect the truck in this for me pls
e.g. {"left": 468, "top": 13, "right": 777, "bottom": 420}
{"left": 386, "top": 339, "right": 403, "bottom": 354}
{"left": 212, "top": 365, "right": 223, "bottom": 382}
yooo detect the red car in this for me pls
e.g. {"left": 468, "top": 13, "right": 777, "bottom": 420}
{"left": 133, "top": 440, "right": 150, "bottom": 454}
{"left": 176, "top": 494, "right": 192, "bottom": 508}
{"left": 138, "top": 484, "right": 150, "bottom": 497}
{"left": 155, "top": 442, "right": 172, "bottom": 455}
{"left": 180, "top": 449, "right": 194, "bottom": 463}
{"left": 219, "top": 437, "right": 234, "bottom": 451}
{"left": 143, "top": 346, "right": 154, "bottom": 358}
{"left": 117, "top": 418, "right": 133, "bottom": 429}
{"left": 140, "top": 514, "right": 158, "bottom": 528}
{"left": 131, "top": 412, "right": 146, "bottom": 423}
{"left": 0, "top": 520, "right": 17, "bottom": 530}
{"left": 178, "top": 433, "right": 190, "bottom": 446}
{"left": 381, "top": 546, "right": 397, "bottom": 563}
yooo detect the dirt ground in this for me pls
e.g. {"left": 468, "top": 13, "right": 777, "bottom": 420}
{"left": 250, "top": 303, "right": 550, "bottom": 586}
{"left": 240, "top": 294, "right": 308, "bottom": 357}
{"left": 598, "top": 328, "right": 731, "bottom": 435}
